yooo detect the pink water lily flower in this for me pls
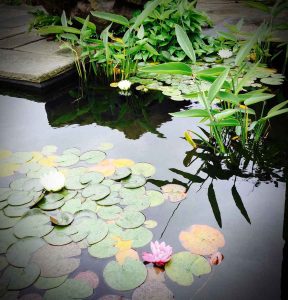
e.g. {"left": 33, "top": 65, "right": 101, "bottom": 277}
{"left": 142, "top": 241, "right": 172, "bottom": 267}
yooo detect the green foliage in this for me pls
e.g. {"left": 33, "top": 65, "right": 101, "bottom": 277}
{"left": 29, "top": 9, "right": 61, "bottom": 31}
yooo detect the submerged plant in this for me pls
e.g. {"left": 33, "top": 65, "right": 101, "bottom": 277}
{"left": 142, "top": 241, "right": 173, "bottom": 266}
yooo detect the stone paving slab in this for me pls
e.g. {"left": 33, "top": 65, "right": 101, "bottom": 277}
{"left": 0, "top": 26, "right": 26, "bottom": 40}
{"left": 0, "top": 32, "right": 44, "bottom": 49}
{"left": 0, "top": 49, "right": 74, "bottom": 83}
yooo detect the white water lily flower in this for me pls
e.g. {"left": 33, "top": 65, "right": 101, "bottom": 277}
{"left": 118, "top": 80, "right": 132, "bottom": 91}
{"left": 40, "top": 170, "right": 65, "bottom": 192}
{"left": 218, "top": 49, "right": 233, "bottom": 59}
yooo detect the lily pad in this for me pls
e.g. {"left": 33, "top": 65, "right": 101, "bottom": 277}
{"left": 86, "top": 219, "right": 109, "bottom": 245}
{"left": 123, "top": 196, "right": 150, "bottom": 211}
{"left": 132, "top": 281, "right": 174, "bottom": 300}
{"left": 122, "top": 175, "right": 146, "bottom": 189}
{"left": 42, "top": 145, "right": 57, "bottom": 156}
{"left": 146, "top": 190, "right": 165, "bottom": 207}
{"left": 3, "top": 263, "right": 40, "bottom": 290}
{"left": 81, "top": 200, "right": 98, "bottom": 212}
{"left": 0, "top": 228, "right": 18, "bottom": 253}
{"left": 55, "top": 153, "right": 79, "bottom": 167}
{"left": 8, "top": 152, "right": 33, "bottom": 164}
{"left": 6, "top": 237, "right": 45, "bottom": 267}
{"left": 179, "top": 224, "right": 225, "bottom": 255}
{"left": 65, "top": 175, "right": 87, "bottom": 190}
{"left": 0, "top": 211, "right": 20, "bottom": 229}
{"left": 82, "top": 184, "right": 110, "bottom": 199}
{"left": 80, "top": 172, "right": 104, "bottom": 184}
{"left": 38, "top": 193, "right": 65, "bottom": 211}
{"left": 260, "top": 77, "right": 284, "bottom": 85}
{"left": 98, "top": 143, "right": 114, "bottom": 151}
{"left": 8, "top": 191, "right": 34, "bottom": 206}
{"left": 144, "top": 220, "right": 158, "bottom": 229}
{"left": 97, "top": 192, "right": 121, "bottom": 206}
{"left": 49, "top": 211, "right": 74, "bottom": 226}
{"left": 63, "top": 148, "right": 81, "bottom": 156}
{"left": 97, "top": 205, "right": 122, "bottom": 220}
{"left": 116, "top": 211, "right": 145, "bottom": 229}
{"left": 131, "top": 163, "right": 156, "bottom": 177}
{"left": 43, "top": 279, "right": 93, "bottom": 300}
{"left": 31, "top": 243, "right": 81, "bottom": 277}
{"left": 103, "top": 258, "right": 147, "bottom": 291}
{"left": 0, "top": 256, "right": 8, "bottom": 271}
{"left": 110, "top": 167, "right": 131, "bottom": 181}
{"left": 165, "top": 251, "right": 211, "bottom": 286}
{"left": 80, "top": 150, "right": 106, "bottom": 164}
{"left": 44, "top": 230, "right": 72, "bottom": 246}
{"left": 88, "top": 235, "right": 118, "bottom": 258}
{"left": 122, "top": 227, "right": 153, "bottom": 248}
{"left": 61, "top": 197, "right": 82, "bottom": 214}
{"left": 14, "top": 208, "right": 53, "bottom": 238}
{"left": 161, "top": 184, "right": 187, "bottom": 202}
{"left": 34, "top": 275, "right": 68, "bottom": 290}
{"left": 74, "top": 271, "right": 99, "bottom": 289}
{"left": 116, "top": 249, "right": 139, "bottom": 265}
{"left": 10, "top": 178, "right": 30, "bottom": 191}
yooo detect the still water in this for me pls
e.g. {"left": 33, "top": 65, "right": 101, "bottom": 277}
{"left": 0, "top": 82, "right": 286, "bottom": 300}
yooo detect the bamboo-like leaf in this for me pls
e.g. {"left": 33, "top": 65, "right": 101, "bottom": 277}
{"left": 91, "top": 11, "right": 129, "bottom": 26}
{"left": 143, "top": 43, "right": 159, "bottom": 55}
{"left": 175, "top": 24, "right": 196, "bottom": 63}
{"left": 207, "top": 67, "right": 230, "bottom": 103}
{"left": 217, "top": 91, "right": 240, "bottom": 105}
{"left": 264, "top": 108, "right": 288, "bottom": 120}
{"left": 74, "top": 16, "right": 96, "bottom": 31}
{"left": 170, "top": 109, "right": 211, "bottom": 118}
{"left": 245, "top": 1, "right": 270, "bottom": 13}
{"left": 38, "top": 26, "right": 81, "bottom": 35}
{"left": 244, "top": 93, "right": 275, "bottom": 106}
{"left": 268, "top": 100, "right": 288, "bottom": 115}
{"left": 137, "top": 25, "right": 145, "bottom": 39}
{"left": 208, "top": 118, "right": 240, "bottom": 126}
{"left": 214, "top": 109, "right": 238, "bottom": 121}
{"left": 235, "top": 62, "right": 259, "bottom": 94}
{"left": 61, "top": 11, "right": 68, "bottom": 27}
{"left": 140, "top": 62, "right": 192, "bottom": 76}
{"left": 232, "top": 185, "right": 251, "bottom": 224}
{"left": 196, "top": 67, "right": 226, "bottom": 77}
{"left": 208, "top": 183, "right": 222, "bottom": 228}
{"left": 197, "top": 75, "right": 231, "bottom": 89}
{"left": 184, "top": 131, "right": 197, "bottom": 148}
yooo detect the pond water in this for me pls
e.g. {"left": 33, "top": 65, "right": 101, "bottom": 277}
{"left": 0, "top": 81, "right": 287, "bottom": 300}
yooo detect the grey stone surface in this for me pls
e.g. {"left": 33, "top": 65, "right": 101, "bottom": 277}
{"left": 0, "top": 26, "right": 26, "bottom": 40}
{"left": 0, "top": 32, "right": 43, "bottom": 49}
{"left": 16, "top": 39, "right": 64, "bottom": 55}
{"left": 0, "top": 49, "right": 74, "bottom": 83}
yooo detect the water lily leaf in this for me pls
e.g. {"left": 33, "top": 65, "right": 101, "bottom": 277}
{"left": 80, "top": 150, "right": 106, "bottom": 164}
{"left": 31, "top": 243, "right": 81, "bottom": 277}
{"left": 89, "top": 159, "right": 116, "bottom": 176}
{"left": 123, "top": 196, "right": 150, "bottom": 211}
{"left": 80, "top": 172, "right": 104, "bottom": 184}
{"left": 8, "top": 191, "right": 34, "bottom": 206}
{"left": 97, "top": 205, "right": 122, "bottom": 220}
{"left": 63, "top": 148, "right": 81, "bottom": 156}
{"left": 38, "top": 156, "right": 57, "bottom": 167}
{"left": 3, "top": 263, "right": 40, "bottom": 290}
{"left": 161, "top": 184, "right": 187, "bottom": 202}
{"left": 61, "top": 197, "right": 82, "bottom": 214}
{"left": 0, "top": 200, "right": 8, "bottom": 210}
{"left": 14, "top": 208, "right": 53, "bottom": 238}
{"left": 108, "top": 223, "right": 124, "bottom": 236}
{"left": 86, "top": 219, "right": 109, "bottom": 244}
{"left": 116, "top": 211, "right": 145, "bottom": 229}
{"left": 113, "top": 159, "right": 135, "bottom": 168}
{"left": 260, "top": 77, "right": 284, "bottom": 85}
{"left": 146, "top": 190, "right": 164, "bottom": 207}
{"left": 98, "top": 143, "right": 114, "bottom": 151}
{"left": 145, "top": 266, "right": 165, "bottom": 283}
{"left": 131, "top": 163, "right": 156, "bottom": 178}
{"left": 144, "top": 220, "right": 158, "bottom": 229}
{"left": 34, "top": 275, "right": 67, "bottom": 290}
{"left": 116, "top": 249, "right": 139, "bottom": 265}
{"left": 4, "top": 205, "right": 29, "bottom": 217}
{"left": 0, "top": 290, "right": 19, "bottom": 299}
{"left": 55, "top": 153, "right": 79, "bottom": 167}
{"left": 122, "top": 227, "right": 153, "bottom": 248}
{"left": 43, "top": 278, "right": 93, "bottom": 300}
{"left": 132, "top": 281, "right": 174, "bottom": 300}
{"left": 0, "top": 188, "right": 13, "bottom": 201}
{"left": 10, "top": 178, "right": 30, "bottom": 190}
{"left": 110, "top": 167, "right": 131, "bottom": 181}
{"left": 97, "top": 192, "right": 121, "bottom": 206}
{"left": 179, "top": 224, "right": 225, "bottom": 255}
{"left": 122, "top": 175, "right": 146, "bottom": 189}
{"left": 38, "top": 193, "right": 65, "bottom": 211}
{"left": 44, "top": 229, "right": 72, "bottom": 246}
{"left": 0, "top": 228, "right": 18, "bottom": 253}
{"left": 27, "top": 166, "right": 57, "bottom": 179}
{"left": 65, "top": 175, "right": 87, "bottom": 190}
{"left": 81, "top": 200, "right": 98, "bottom": 212}
{"left": 103, "top": 258, "right": 147, "bottom": 291}
{"left": 88, "top": 235, "right": 118, "bottom": 258}
{"left": 120, "top": 187, "right": 145, "bottom": 199}
{"left": 98, "top": 295, "right": 129, "bottom": 300}
{"left": 42, "top": 145, "right": 58, "bottom": 156}
{"left": 6, "top": 237, "right": 45, "bottom": 267}
{"left": 0, "top": 211, "right": 20, "bottom": 229}
{"left": 7, "top": 152, "right": 33, "bottom": 164}
{"left": 19, "top": 293, "right": 42, "bottom": 300}
{"left": 23, "top": 178, "right": 43, "bottom": 192}
{"left": 0, "top": 256, "right": 8, "bottom": 271}
{"left": 74, "top": 271, "right": 99, "bottom": 289}
{"left": 165, "top": 251, "right": 211, "bottom": 286}
{"left": 49, "top": 211, "right": 74, "bottom": 226}
{"left": 0, "top": 150, "right": 12, "bottom": 160}
{"left": 60, "top": 190, "right": 78, "bottom": 201}
{"left": 0, "top": 163, "right": 20, "bottom": 177}
{"left": 82, "top": 183, "right": 110, "bottom": 199}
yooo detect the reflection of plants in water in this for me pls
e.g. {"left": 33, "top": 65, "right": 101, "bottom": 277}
{"left": 46, "top": 85, "right": 186, "bottom": 139}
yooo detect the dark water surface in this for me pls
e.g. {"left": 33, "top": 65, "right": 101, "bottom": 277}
{"left": 0, "top": 83, "right": 287, "bottom": 300}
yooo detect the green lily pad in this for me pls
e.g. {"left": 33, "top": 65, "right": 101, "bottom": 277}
{"left": 110, "top": 183, "right": 122, "bottom": 192}
{"left": 146, "top": 190, "right": 165, "bottom": 207}
{"left": 116, "top": 211, "right": 145, "bottom": 229}
{"left": 97, "top": 192, "right": 121, "bottom": 206}
{"left": 38, "top": 193, "right": 65, "bottom": 211}
{"left": 31, "top": 243, "right": 81, "bottom": 277}
{"left": 7, "top": 152, "right": 33, "bottom": 164}
{"left": 165, "top": 251, "right": 211, "bottom": 286}
{"left": 0, "top": 188, "right": 13, "bottom": 201}
{"left": 60, "top": 190, "right": 78, "bottom": 201}
{"left": 80, "top": 150, "right": 106, "bottom": 164}
{"left": 98, "top": 143, "right": 114, "bottom": 151}
{"left": 42, "top": 145, "right": 57, "bottom": 156}
{"left": 8, "top": 191, "right": 34, "bottom": 206}
{"left": 18, "top": 162, "right": 41, "bottom": 174}
{"left": 122, "top": 227, "right": 153, "bottom": 248}
{"left": 102, "top": 179, "right": 115, "bottom": 186}
{"left": 103, "top": 258, "right": 147, "bottom": 291}
{"left": 61, "top": 197, "right": 82, "bottom": 214}
{"left": 44, "top": 229, "right": 72, "bottom": 246}
{"left": 110, "top": 167, "right": 131, "bottom": 181}
{"left": 4, "top": 205, "right": 29, "bottom": 217}
{"left": 82, "top": 184, "right": 110, "bottom": 199}
{"left": 55, "top": 153, "right": 79, "bottom": 167}
{"left": 50, "top": 211, "right": 74, "bottom": 226}
{"left": 86, "top": 219, "right": 109, "bottom": 245}
{"left": 6, "top": 237, "right": 45, "bottom": 267}
{"left": 0, "top": 200, "right": 8, "bottom": 210}
{"left": 14, "top": 208, "right": 53, "bottom": 238}
{"left": 23, "top": 178, "right": 43, "bottom": 192}
{"left": 0, "top": 256, "right": 8, "bottom": 271}
{"left": 10, "top": 178, "right": 30, "bottom": 191}
{"left": 0, "top": 228, "right": 18, "bottom": 253}
{"left": 3, "top": 263, "right": 40, "bottom": 290}
{"left": 81, "top": 200, "right": 97, "bottom": 212}
{"left": 80, "top": 172, "right": 104, "bottom": 184}
{"left": 144, "top": 220, "right": 158, "bottom": 229}
{"left": 97, "top": 205, "right": 122, "bottom": 220}
{"left": 43, "top": 278, "right": 93, "bottom": 300}
{"left": 65, "top": 175, "right": 87, "bottom": 190}
{"left": 122, "top": 175, "right": 146, "bottom": 189}
{"left": 0, "top": 211, "right": 20, "bottom": 229}
{"left": 27, "top": 167, "right": 57, "bottom": 179}
{"left": 63, "top": 148, "right": 81, "bottom": 156}
{"left": 88, "top": 235, "right": 118, "bottom": 258}
{"left": 122, "top": 195, "right": 150, "bottom": 211}
{"left": 131, "top": 163, "right": 156, "bottom": 177}
{"left": 119, "top": 187, "right": 145, "bottom": 199}
{"left": 34, "top": 275, "right": 68, "bottom": 290}
{"left": 260, "top": 77, "right": 284, "bottom": 85}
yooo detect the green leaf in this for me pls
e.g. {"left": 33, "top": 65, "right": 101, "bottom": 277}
{"left": 116, "top": 211, "right": 145, "bottom": 229}
{"left": 268, "top": 100, "right": 288, "bottom": 115}
{"left": 121, "top": 227, "right": 153, "bottom": 248}
{"left": 91, "top": 11, "right": 129, "bottom": 26}
{"left": 146, "top": 190, "right": 165, "bottom": 207}
{"left": 143, "top": 43, "right": 159, "bottom": 55}
{"left": 34, "top": 275, "right": 68, "bottom": 290}
{"left": 122, "top": 175, "right": 146, "bottom": 189}
{"left": 170, "top": 109, "right": 210, "bottom": 118}
{"left": 214, "top": 109, "right": 238, "bottom": 121}
{"left": 264, "top": 108, "right": 288, "bottom": 120}
{"left": 131, "top": 163, "right": 156, "bottom": 177}
{"left": 196, "top": 67, "right": 227, "bottom": 77}
{"left": 88, "top": 235, "right": 117, "bottom": 258}
{"left": 137, "top": 24, "right": 145, "bottom": 39}
{"left": 74, "top": 16, "right": 96, "bottom": 31}
{"left": 209, "top": 118, "right": 240, "bottom": 126}
{"left": 245, "top": 1, "right": 270, "bottom": 13}
{"left": 38, "top": 26, "right": 81, "bottom": 35}
{"left": 140, "top": 62, "right": 192, "bottom": 76}
{"left": 175, "top": 24, "right": 196, "bottom": 63}
{"left": 207, "top": 67, "right": 230, "bottom": 103}
{"left": 61, "top": 11, "right": 67, "bottom": 27}
{"left": 244, "top": 93, "right": 275, "bottom": 105}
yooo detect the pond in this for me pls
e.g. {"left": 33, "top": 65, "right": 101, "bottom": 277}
{"left": 0, "top": 80, "right": 287, "bottom": 300}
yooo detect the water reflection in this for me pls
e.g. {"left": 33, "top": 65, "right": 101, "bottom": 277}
{"left": 45, "top": 84, "right": 188, "bottom": 139}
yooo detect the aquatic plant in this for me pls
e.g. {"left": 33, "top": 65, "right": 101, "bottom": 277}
{"left": 40, "top": 170, "right": 65, "bottom": 192}
{"left": 142, "top": 241, "right": 173, "bottom": 266}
